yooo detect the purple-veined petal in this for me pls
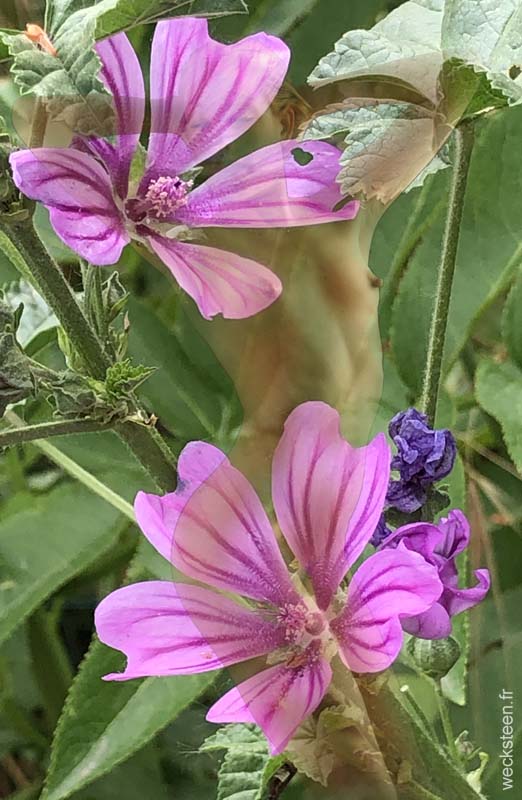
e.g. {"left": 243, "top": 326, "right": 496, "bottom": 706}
{"left": 9, "top": 148, "right": 128, "bottom": 264}
{"left": 95, "top": 581, "right": 285, "bottom": 680}
{"left": 135, "top": 442, "right": 298, "bottom": 607}
{"left": 330, "top": 548, "right": 442, "bottom": 673}
{"left": 176, "top": 140, "right": 359, "bottom": 229}
{"left": 89, "top": 33, "right": 145, "bottom": 198}
{"left": 207, "top": 654, "right": 332, "bottom": 755}
{"left": 148, "top": 236, "right": 282, "bottom": 319}
{"left": 145, "top": 18, "right": 289, "bottom": 180}
{"left": 272, "top": 401, "right": 390, "bottom": 610}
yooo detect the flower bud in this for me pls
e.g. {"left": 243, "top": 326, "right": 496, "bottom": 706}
{"left": 407, "top": 635, "right": 461, "bottom": 679}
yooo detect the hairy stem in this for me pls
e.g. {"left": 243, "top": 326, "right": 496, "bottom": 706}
{"left": 1, "top": 221, "right": 111, "bottom": 380}
{"left": 434, "top": 681, "right": 461, "bottom": 765}
{"left": 0, "top": 220, "right": 177, "bottom": 491}
{"left": 419, "top": 120, "right": 475, "bottom": 424}
{"left": 0, "top": 418, "right": 111, "bottom": 448}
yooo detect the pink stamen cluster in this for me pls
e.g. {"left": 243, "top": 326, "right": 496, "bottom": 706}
{"left": 144, "top": 176, "right": 193, "bottom": 219}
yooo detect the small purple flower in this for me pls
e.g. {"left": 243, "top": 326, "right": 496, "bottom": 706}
{"left": 95, "top": 402, "right": 441, "bottom": 754}
{"left": 381, "top": 510, "right": 490, "bottom": 639}
{"left": 387, "top": 409, "right": 456, "bottom": 513}
{"left": 10, "top": 19, "right": 359, "bottom": 320}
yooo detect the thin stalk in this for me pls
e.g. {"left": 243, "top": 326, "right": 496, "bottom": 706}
{"left": 82, "top": 262, "right": 109, "bottom": 347}
{"left": 28, "top": 97, "right": 48, "bottom": 149}
{"left": 5, "top": 411, "right": 135, "bottom": 521}
{"left": 434, "top": 681, "right": 461, "bottom": 765}
{"left": 0, "top": 418, "right": 111, "bottom": 448}
{"left": 27, "top": 606, "right": 73, "bottom": 731}
{"left": 419, "top": 120, "right": 475, "bottom": 424}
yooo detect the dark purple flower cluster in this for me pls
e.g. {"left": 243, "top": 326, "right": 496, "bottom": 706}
{"left": 371, "top": 408, "right": 457, "bottom": 546}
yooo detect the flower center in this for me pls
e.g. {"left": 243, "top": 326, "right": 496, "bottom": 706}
{"left": 278, "top": 603, "right": 326, "bottom": 645}
{"left": 143, "top": 175, "right": 192, "bottom": 219}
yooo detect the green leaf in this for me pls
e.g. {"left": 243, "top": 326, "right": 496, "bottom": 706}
{"left": 475, "top": 358, "right": 522, "bottom": 473}
{"left": 308, "top": 0, "right": 444, "bottom": 103}
{"left": 244, "top": 0, "right": 320, "bottom": 37}
{"left": 41, "top": 631, "right": 216, "bottom": 800}
{"left": 442, "top": 0, "right": 522, "bottom": 105}
{"left": 0, "top": 482, "right": 123, "bottom": 646}
{"left": 90, "top": 0, "right": 248, "bottom": 40}
{"left": 127, "top": 298, "right": 242, "bottom": 448}
{"left": 302, "top": 98, "right": 443, "bottom": 202}
{"left": 391, "top": 108, "right": 522, "bottom": 397}
{"left": 502, "top": 266, "right": 522, "bottom": 369}
{"left": 201, "top": 724, "right": 282, "bottom": 800}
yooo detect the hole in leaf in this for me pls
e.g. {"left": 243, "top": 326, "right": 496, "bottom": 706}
{"left": 509, "top": 65, "right": 521, "bottom": 79}
{"left": 291, "top": 147, "right": 314, "bottom": 166}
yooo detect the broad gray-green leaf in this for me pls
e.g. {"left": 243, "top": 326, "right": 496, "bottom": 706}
{"left": 391, "top": 107, "right": 522, "bottom": 396}
{"left": 0, "top": 482, "right": 122, "bottom": 646}
{"left": 442, "top": 0, "right": 522, "bottom": 105}
{"left": 303, "top": 99, "right": 444, "bottom": 202}
{"left": 41, "top": 633, "right": 216, "bottom": 800}
{"left": 308, "top": 0, "right": 444, "bottom": 103}
{"left": 1, "top": 20, "right": 112, "bottom": 137}
{"left": 475, "top": 358, "right": 522, "bottom": 473}
{"left": 502, "top": 266, "right": 522, "bottom": 369}
{"left": 201, "top": 724, "right": 282, "bottom": 800}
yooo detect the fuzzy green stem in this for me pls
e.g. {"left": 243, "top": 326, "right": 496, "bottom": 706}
{"left": 419, "top": 121, "right": 475, "bottom": 424}
{"left": 0, "top": 418, "right": 111, "bottom": 448}
{"left": 434, "top": 681, "right": 460, "bottom": 765}
{"left": 1, "top": 220, "right": 111, "bottom": 380}
{"left": 0, "top": 220, "right": 177, "bottom": 491}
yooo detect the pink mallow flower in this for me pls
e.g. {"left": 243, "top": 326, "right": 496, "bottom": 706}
{"left": 95, "top": 402, "right": 442, "bottom": 754}
{"left": 10, "top": 19, "right": 359, "bottom": 320}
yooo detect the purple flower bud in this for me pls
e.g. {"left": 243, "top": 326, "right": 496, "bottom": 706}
{"left": 389, "top": 408, "right": 456, "bottom": 486}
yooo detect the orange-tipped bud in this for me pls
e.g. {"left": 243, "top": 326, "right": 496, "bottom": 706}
{"left": 25, "top": 24, "right": 57, "bottom": 57}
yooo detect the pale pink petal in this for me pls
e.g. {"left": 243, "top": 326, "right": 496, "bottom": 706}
{"left": 95, "top": 581, "right": 285, "bottom": 680}
{"left": 145, "top": 18, "right": 289, "bottom": 179}
{"left": 207, "top": 655, "right": 332, "bottom": 754}
{"left": 89, "top": 33, "right": 145, "bottom": 197}
{"left": 135, "top": 442, "right": 297, "bottom": 607}
{"left": 331, "top": 548, "right": 442, "bottom": 673}
{"left": 272, "top": 402, "right": 390, "bottom": 610}
{"left": 148, "top": 236, "right": 281, "bottom": 319}
{"left": 9, "top": 148, "right": 128, "bottom": 264}
{"left": 176, "top": 140, "right": 359, "bottom": 228}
